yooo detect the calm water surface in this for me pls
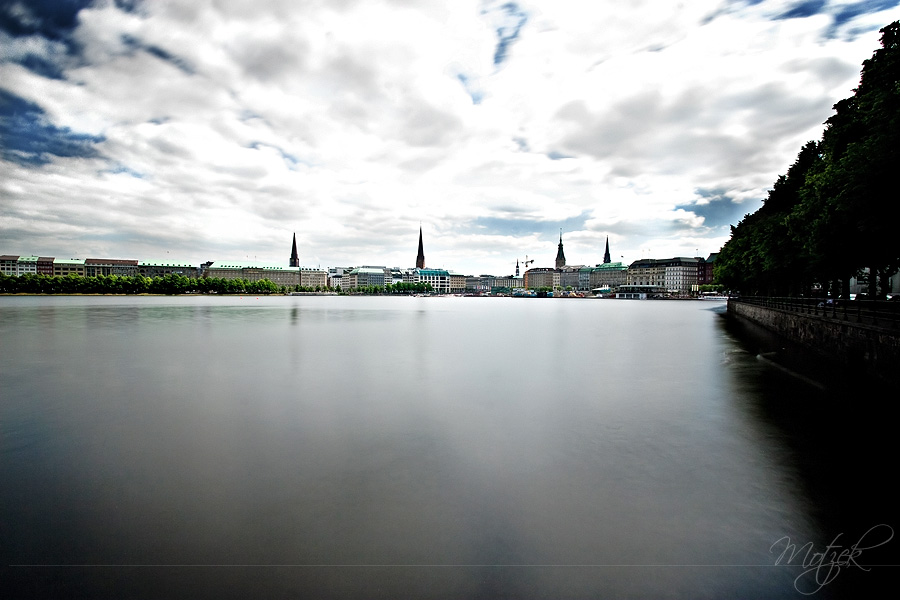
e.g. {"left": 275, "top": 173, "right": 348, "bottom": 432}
{"left": 1, "top": 296, "right": 895, "bottom": 598}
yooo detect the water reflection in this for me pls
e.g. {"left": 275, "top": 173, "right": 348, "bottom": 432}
{"left": 0, "top": 296, "right": 893, "bottom": 598}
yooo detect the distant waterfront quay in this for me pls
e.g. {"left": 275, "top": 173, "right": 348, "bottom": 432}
{"left": 1, "top": 233, "right": 732, "bottom": 298}
{"left": 1, "top": 295, "right": 895, "bottom": 599}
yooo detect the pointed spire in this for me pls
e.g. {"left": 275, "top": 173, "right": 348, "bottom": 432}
{"left": 603, "top": 235, "right": 611, "bottom": 264}
{"left": 516, "top": 259, "right": 520, "bottom": 277}
{"left": 290, "top": 232, "right": 299, "bottom": 267}
{"left": 555, "top": 230, "right": 566, "bottom": 269}
{"left": 416, "top": 225, "right": 425, "bottom": 269}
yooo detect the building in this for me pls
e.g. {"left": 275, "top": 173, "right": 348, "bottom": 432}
{"left": 138, "top": 260, "right": 198, "bottom": 278}
{"left": 464, "top": 274, "right": 523, "bottom": 293}
{"left": 663, "top": 257, "right": 700, "bottom": 295}
{"left": 0, "top": 255, "right": 18, "bottom": 275}
{"left": 627, "top": 259, "right": 666, "bottom": 288}
{"left": 697, "top": 253, "right": 718, "bottom": 286}
{"left": 85, "top": 258, "right": 139, "bottom": 277}
{"left": 53, "top": 258, "right": 86, "bottom": 277}
{"left": 615, "top": 284, "right": 666, "bottom": 299}
{"left": 15, "top": 255, "right": 39, "bottom": 275}
{"left": 202, "top": 261, "right": 325, "bottom": 288}
{"left": 402, "top": 267, "right": 449, "bottom": 293}
{"left": 524, "top": 267, "right": 555, "bottom": 290}
{"left": 37, "top": 257, "right": 54, "bottom": 275}
{"left": 449, "top": 272, "right": 467, "bottom": 293}
{"left": 328, "top": 267, "right": 351, "bottom": 289}
{"left": 300, "top": 268, "right": 327, "bottom": 289}
{"left": 583, "top": 262, "right": 628, "bottom": 292}
{"left": 416, "top": 226, "right": 425, "bottom": 269}
{"left": 627, "top": 257, "right": 699, "bottom": 295}
{"left": 555, "top": 232, "right": 566, "bottom": 269}
{"left": 559, "top": 265, "right": 583, "bottom": 290}
{"left": 290, "top": 233, "right": 300, "bottom": 267}
{"left": 344, "top": 266, "right": 386, "bottom": 289}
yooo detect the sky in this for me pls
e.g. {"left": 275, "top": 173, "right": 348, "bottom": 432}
{"left": 2, "top": 0, "right": 898, "bottom": 276}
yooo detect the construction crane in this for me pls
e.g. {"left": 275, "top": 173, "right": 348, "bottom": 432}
{"left": 522, "top": 255, "right": 534, "bottom": 268}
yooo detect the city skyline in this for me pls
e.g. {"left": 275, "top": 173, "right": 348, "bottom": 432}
{"left": 2, "top": 1, "right": 898, "bottom": 275}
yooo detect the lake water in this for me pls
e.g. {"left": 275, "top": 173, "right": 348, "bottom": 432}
{"left": 1, "top": 296, "right": 895, "bottom": 599}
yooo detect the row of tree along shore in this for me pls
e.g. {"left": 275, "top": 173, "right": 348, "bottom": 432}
{"left": 0, "top": 273, "right": 433, "bottom": 296}
{"left": 714, "top": 22, "right": 898, "bottom": 299}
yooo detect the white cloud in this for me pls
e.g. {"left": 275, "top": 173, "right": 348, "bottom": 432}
{"left": 2, "top": 0, "right": 897, "bottom": 273}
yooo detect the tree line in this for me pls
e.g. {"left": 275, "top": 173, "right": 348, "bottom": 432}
{"left": 0, "top": 273, "right": 285, "bottom": 295}
{"left": 0, "top": 273, "right": 436, "bottom": 295}
{"left": 715, "top": 22, "right": 898, "bottom": 298}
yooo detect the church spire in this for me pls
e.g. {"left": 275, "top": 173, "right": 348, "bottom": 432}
{"left": 289, "top": 232, "right": 299, "bottom": 267}
{"left": 603, "top": 236, "right": 611, "bottom": 264}
{"left": 555, "top": 229, "right": 566, "bottom": 269}
{"left": 416, "top": 225, "right": 425, "bottom": 269}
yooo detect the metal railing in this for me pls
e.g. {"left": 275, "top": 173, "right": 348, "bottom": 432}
{"left": 732, "top": 296, "right": 900, "bottom": 329}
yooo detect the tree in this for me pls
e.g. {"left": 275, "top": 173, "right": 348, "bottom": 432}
{"left": 718, "top": 22, "right": 900, "bottom": 297}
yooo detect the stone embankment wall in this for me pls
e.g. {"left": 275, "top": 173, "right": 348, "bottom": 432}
{"left": 728, "top": 300, "right": 900, "bottom": 385}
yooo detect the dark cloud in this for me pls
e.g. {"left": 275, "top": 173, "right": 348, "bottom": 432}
{"left": 0, "top": 89, "right": 104, "bottom": 165}
{"left": 554, "top": 80, "right": 838, "bottom": 181}
{"left": 467, "top": 212, "right": 589, "bottom": 239}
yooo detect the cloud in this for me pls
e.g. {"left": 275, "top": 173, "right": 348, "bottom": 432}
{"left": 0, "top": 89, "right": 104, "bottom": 165}
{"left": 1, "top": 0, "right": 897, "bottom": 275}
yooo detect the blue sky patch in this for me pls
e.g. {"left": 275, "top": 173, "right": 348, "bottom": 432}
{"left": 0, "top": 89, "right": 104, "bottom": 166}
{"left": 776, "top": 0, "right": 827, "bottom": 20}
{"left": 677, "top": 189, "right": 760, "bottom": 229}
{"left": 456, "top": 74, "right": 484, "bottom": 104}
{"left": 489, "top": 2, "right": 528, "bottom": 66}
{"left": 121, "top": 34, "right": 194, "bottom": 74}
{"left": 0, "top": 0, "right": 93, "bottom": 66}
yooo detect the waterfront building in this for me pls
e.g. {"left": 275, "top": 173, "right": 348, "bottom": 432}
{"left": 328, "top": 267, "right": 351, "bottom": 289}
{"left": 203, "top": 261, "right": 325, "bottom": 288}
{"left": 449, "top": 272, "right": 467, "bottom": 293}
{"left": 627, "top": 257, "right": 699, "bottom": 295}
{"left": 344, "top": 267, "right": 386, "bottom": 289}
{"left": 663, "top": 257, "right": 700, "bottom": 295}
{"left": 524, "top": 267, "right": 555, "bottom": 290}
{"left": 697, "top": 253, "right": 718, "bottom": 286}
{"left": 301, "top": 268, "right": 327, "bottom": 289}
{"left": 138, "top": 260, "right": 198, "bottom": 279}
{"left": 413, "top": 268, "right": 450, "bottom": 293}
{"left": 464, "top": 274, "right": 524, "bottom": 293}
{"left": 584, "top": 262, "right": 628, "bottom": 291}
{"left": 0, "top": 255, "right": 18, "bottom": 275}
{"left": 52, "top": 258, "right": 86, "bottom": 277}
{"left": 627, "top": 259, "right": 666, "bottom": 288}
{"left": 615, "top": 284, "right": 666, "bottom": 299}
{"left": 15, "top": 255, "right": 38, "bottom": 276}
{"left": 559, "top": 265, "right": 583, "bottom": 290}
{"left": 37, "top": 257, "right": 54, "bottom": 275}
{"left": 85, "top": 258, "right": 139, "bottom": 277}
{"left": 387, "top": 268, "right": 404, "bottom": 287}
